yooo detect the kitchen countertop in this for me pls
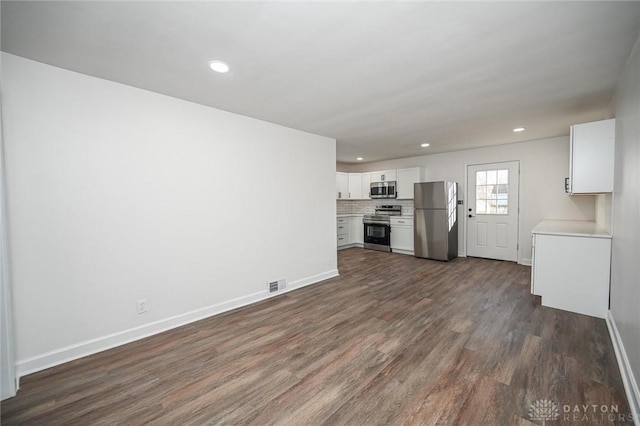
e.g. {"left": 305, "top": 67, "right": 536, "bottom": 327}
{"left": 532, "top": 220, "right": 611, "bottom": 239}
{"left": 337, "top": 214, "right": 413, "bottom": 218}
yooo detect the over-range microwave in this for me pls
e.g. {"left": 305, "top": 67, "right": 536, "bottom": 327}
{"left": 370, "top": 181, "right": 397, "bottom": 199}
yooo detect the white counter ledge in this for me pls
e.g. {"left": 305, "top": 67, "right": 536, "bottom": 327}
{"left": 532, "top": 220, "right": 611, "bottom": 239}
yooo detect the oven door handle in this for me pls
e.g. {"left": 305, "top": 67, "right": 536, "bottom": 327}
{"left": 364, "top": 221, "right": 391, "bottom": 226}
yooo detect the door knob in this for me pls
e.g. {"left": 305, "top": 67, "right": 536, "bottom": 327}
{"left": 468, "top": 214, "right": 474, "bottom": 218}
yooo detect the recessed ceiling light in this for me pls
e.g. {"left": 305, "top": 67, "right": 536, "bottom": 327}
{"left": 513, "top": 127, "right": 526, "bottom": 133}
{"left": 209, "top": 60, "right": 230, "bottom": 73}
{"left": 421, "top": 143, "right": 430, "bottom": 147}
{"left": 356, "top": 157, "right": 363, "bottom": 161}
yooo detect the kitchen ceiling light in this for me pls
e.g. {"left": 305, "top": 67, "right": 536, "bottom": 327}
{"left": 513, "top": 127, "right": 526, "bottom": 132}
{"left": 209, "top": 60, "right": 230, "bottom": 73}
{"left": 356, "top": 157, "right": 363, "bottom": 161}
{"left": 421, "top": 143, "right": 430, "bottom": 147}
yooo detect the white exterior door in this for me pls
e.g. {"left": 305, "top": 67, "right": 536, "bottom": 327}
{"left": 466, "top": 161, "right": 519, "bottom": 262}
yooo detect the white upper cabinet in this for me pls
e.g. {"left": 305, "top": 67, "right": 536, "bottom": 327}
{"left": 336, "top": 172, "right": 371, "bottom": 199}
{"left": 396, "top": 167, "right": 424, "bottom": 199}
{"left": 339, "top": 168, "right": 422, "bottom": 199}
{"left": 360, "top": 172, "right": 371, "bottom": 199}
{"left": 568, "top": 118, "right": 615, "bottom": 194}
{"left": 348, "top": 173, "right": 363, "bottom": 199}
{"left": 336, "top": 172, "right": 349, "bottom": 199}
{"left": 370, "top": 170, "right": 397, "bottom": 182}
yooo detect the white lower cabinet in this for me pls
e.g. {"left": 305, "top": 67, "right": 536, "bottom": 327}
{"left": 337, "top": 218, "right": 350, "bottom": 248}
{"left": 390, "top": 217, "right": 414, "bottom": 255}
{"left": 337, "top": 216, "right": 364, "bottom": 249}
{"left": 351, "top": 216, "right": 364, "bottom": 245}
{"left": 531, "top": 220, "right": 611, "bottom": 319}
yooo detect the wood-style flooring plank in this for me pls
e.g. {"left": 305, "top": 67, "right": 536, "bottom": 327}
{"left": 1, "top": 248, "right": 633, "bottom": 424}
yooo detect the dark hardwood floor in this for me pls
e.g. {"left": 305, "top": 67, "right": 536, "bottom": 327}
{"left": 1, "top": 248, "right": 632, "bottom": 425}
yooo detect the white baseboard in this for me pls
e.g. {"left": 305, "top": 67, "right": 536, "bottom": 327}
{"left": 286, "top": 270, "right": 339, "bottom": 291}
{"left": 520, "top": 257, "right": 532, "bottom": 266}
{"left": 606, "top": 311, "right": 640, "bottom": 425}
{"left": 337, "top": 243, "right": 363, "bottom": 250}
{"left": 458, "top": 251, "right": 466, "bottom": 258}
{"left": 15, "top": 269, "right": 339, "bottom": 380}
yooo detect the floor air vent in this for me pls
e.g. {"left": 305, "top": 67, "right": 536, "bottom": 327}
{"left": 268, "top": 278, "right": 287, "bottom": 293}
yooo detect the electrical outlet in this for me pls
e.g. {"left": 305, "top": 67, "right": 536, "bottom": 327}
{"left": 136, "top": 299, "right": 148, "bottom": 315}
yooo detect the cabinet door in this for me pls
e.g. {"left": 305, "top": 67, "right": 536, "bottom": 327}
{"left": 336, "top": 223, "right": 349, "bottom": 236}
{"left": 570, "top": 119, "right": 615, "bottom": 194}
{"left": 391, "top": 225, "right": 414, "bottom": 252}
{"left": 534, "top": 234, "right": 610, "bottom": 318}
{"left": 348, "top": 173, "right": 363, "bottom": 199}
{"left": 530, "top": 234, "right": 538, "bottom": 295}
{"left": 360, "top": 173, "right": 371, "bottom": 199}
{"left": 355, "top": 217, "right": 364, "bottom": 244}
{"left": 371, "top": 170, "right": 397, "bottom": 183}
{"left": 383, "top": 170, "right": 397, "bottom": 182}
{"left": 337, "top": 219, "right": 350, "bottom": 247}
{"left": 348, "top": 217, "right": 357, "bottom": 244}
{"left": 336, "top": 172, "right": 349, "bottom": 199}
{"left": 396, "top": 167, "right": 423, "bottom": 199}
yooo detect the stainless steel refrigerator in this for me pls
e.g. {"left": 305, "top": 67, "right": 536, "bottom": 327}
{"left": 414, "top": 181, "right": 458, "bottom": 261}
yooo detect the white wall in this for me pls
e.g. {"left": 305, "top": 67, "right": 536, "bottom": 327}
{"left": 1, "top": 53, "right": 337, "bottom": 377}
{"left": 340, "top": 137, "right": 596, "bottom": 264}
{"left": 1, "top": 63, "right": 18, "bottom": 399}
{"left": 610, "top": 33, "right": 640, "bottom": 416}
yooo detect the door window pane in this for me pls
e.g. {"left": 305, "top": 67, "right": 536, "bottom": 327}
{"left": 497, "top": 169, "right": 508, "bottom": 184}
{"left": 476, "top": 186, "right": 486, "bottom": 199}
{"left": 476, "top": 199, "right": 487, "bottom": 214}
{"left": 476, "top": 169, "right": 508, "bottom": 215}
{"left": 476, "top": 171, "right": 487, "bottom": 185}
{"left": 486, "top": 170, "right": 497, "bottom": 185}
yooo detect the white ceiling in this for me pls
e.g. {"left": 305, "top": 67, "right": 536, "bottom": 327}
{"left": 2, "top": 1, "right": 640, "bottom": 163}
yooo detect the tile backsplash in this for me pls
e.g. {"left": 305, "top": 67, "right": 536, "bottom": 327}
{"left": 337, "top": 199, "right": 414, "bottom": 216}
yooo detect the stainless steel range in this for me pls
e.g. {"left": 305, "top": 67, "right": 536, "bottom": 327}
{"left": 363, "top": 205, "right": 402, "bottom": 252}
